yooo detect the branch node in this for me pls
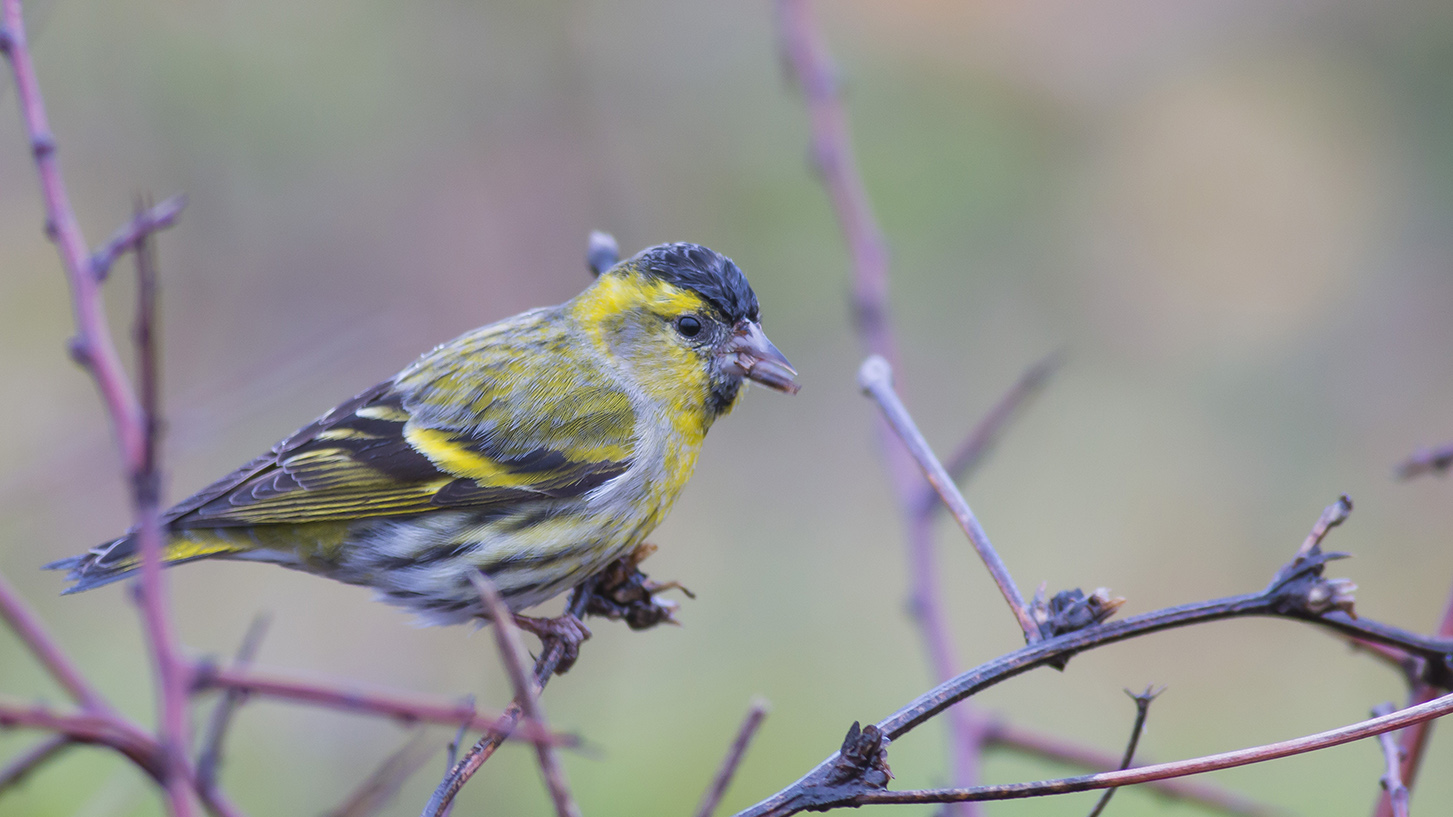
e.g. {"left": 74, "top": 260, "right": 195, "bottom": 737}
{"left": 857, "top": 354, "right": 892, "bottom": 394}
{"left": 1031, "top": 587, "right": 1126, "bottom": 640}
{"left": 66, "top": 336, "right": 92, "bottom": 367}
{"left": 583, "top": 543, "right": 691, "bottom": 630}
{"left": 30, "top": 131, "right": 54, "bottom": 159}
{"left": 824, "top": 721, "right": 892, "bottom": 789}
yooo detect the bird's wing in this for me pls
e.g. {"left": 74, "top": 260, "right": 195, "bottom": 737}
{"left": 168, "top": 325, "right": 638, "bottom": 529}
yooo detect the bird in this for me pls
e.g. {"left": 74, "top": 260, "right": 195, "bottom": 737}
{"left": 48, "top": 242, "right": 798, "bottom": 627}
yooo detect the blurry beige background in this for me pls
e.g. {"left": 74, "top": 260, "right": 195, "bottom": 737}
{"left": 4, "top": 0, "right": 1453, "bottom": 814}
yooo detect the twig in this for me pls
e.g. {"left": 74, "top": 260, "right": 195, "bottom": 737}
{"left": 1373, "top": 581, "right": 1453, "bottom": 817}
{"left": 733, "top": 520, "right": 1453, "bottom": 817}
{"left": 776, "top": 0, "right": 986, "bottom": 805}
{"left": 421, "top": 584, "right": 592, "bottom": 817}
{"left": 925, "top": 352, "right": 1062, "bottom": 515}
{"left": 981, "top": 720, "right": 1277, "bottom": 817}
{"left": 1296, "top": 495, "right": 1352, "bottom": 558}
{"left": 128, "top": 207, "right": 197, "bottom": 817}
{"left": 92, "top": 195, "right": 187, "bottom": 282}
{"left": 1086, "top": 686, "right": 1163, "bottom": 817}
{"left": 1395, "top": 443, "right": 1453, "bottom": 480}
{"left": 191, "top": 664, "right": 568, "bottom": 747}
{"left": 859, "top": 355, "right": 1039, "bottom": 643}
{"left": 0, "top": 735, "right": 72, "bottom": 793}
{"left": 0, "top": 699, "right": 163, "bottom": 779}
{"left": 0, "top": 0, "right": 145, "bottom": 467}
{"left": 326, "top": 729, "right": 439, "bottom": 817}
{"left": 0, "top": 571, "right": 111, "bottom": 713}
{"left": 694, "top": 699, "right": 771, "bottom": 817}
{"left": 196, "top": 615, "right": 271, "bottom": 799}
{"left": 468, "top": 573, "right": 580, "bottom": 817}
{"left": 804, "top": 691, "right": 1453, "bottom": 810}
{"left": 1371, "top": 704, "right": 1409, "bottom": 817}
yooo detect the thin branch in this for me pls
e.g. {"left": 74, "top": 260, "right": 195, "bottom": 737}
{"left": 191, "top": 664, "right": 569, "bottom": 747}
{"left": 1296, "top": 495, "right": 1352, "bottom": 558}
{"left": 1374, "top": 580, "right": 1453, "bottom": 817}
{"left": 0, "top": 571, "right": 112, "bottom": 713}
{"left": 196, "top": 615, "right": 271, "bottom": 799}
{"left": 1086, "top": 685, "right": 1162, "bottom": 817}
{"left": 694, "top": 699, "right": 771, "bottom": 817}
{"left": 128, "top": 207, "right": 197, "bottom": 817}
{"left": 822, "top": 691, "right": 1453, "bottom": 809}
{"left": 421, "top": 584, "right": 592, "bottom": 817}
{"left": 0, "top": 735, "right": 72, "bottom": 793}
{"left": 0, "top": 699, "right": 163, "bottom": 779}
{"left": 1371, "top": 704, "right": 1409, "bottom": 817}
{"left": 776, "top": 0, "right": 989, "bottom": 806}
{"left": 859, "top": 355, "right": 1039, "bottom": 643}
{"left": 981, "top": 720, "right": 1278, "bottom": 817}
{"left": 1395, "top": 443, "right": 1453, "bottom": 480}
{"left": 92, "top": 194, "right": 187, "bottom": 282}
{"left": 469, "top": 573, "right": 580, "bottom": 817}
{"left": 0, "top": 0, "right": 145, "bottom": 467}
{"left": 924, "top": 352, "right": 1062, "bottom": 515}
{"left": 326, "top": 729, "right": 439, "bottom": 817}
{"left": 734, "top": 520, "right": 1453, "bottom": 817}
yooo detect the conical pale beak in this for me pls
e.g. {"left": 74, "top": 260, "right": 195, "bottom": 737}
{"left": 719, "top": 321, "right": 800, "bottom": 395}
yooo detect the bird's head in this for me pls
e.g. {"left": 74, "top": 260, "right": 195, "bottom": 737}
{"left": 571, "top": 242, "right": 798, "bottom": 428}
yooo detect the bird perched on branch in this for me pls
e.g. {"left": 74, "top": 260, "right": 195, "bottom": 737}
{"left": 50, "top": 242, "right": 798, "bottom": 626}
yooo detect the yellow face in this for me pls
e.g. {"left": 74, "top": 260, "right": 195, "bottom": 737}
{"left": 570, "top": 267, "right": 736, "bottom": 435}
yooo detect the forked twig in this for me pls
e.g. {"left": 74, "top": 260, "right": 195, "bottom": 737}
{"left": 196, "top": 615, "right": 271, "bottom": 799}
{"left": 1371, "top": 703, "right": 1409, "bottom": 817}
{"left": 1085, "top": 686, "right": 1163, "bottom": 817}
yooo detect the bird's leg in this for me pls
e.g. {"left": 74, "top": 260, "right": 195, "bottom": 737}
{"left": 512, "top": 612, "right": 592, "bottom": 673}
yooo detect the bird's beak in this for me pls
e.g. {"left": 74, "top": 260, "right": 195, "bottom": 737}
{"left": 719, "top": 320, "right": 800, "bottom": 395}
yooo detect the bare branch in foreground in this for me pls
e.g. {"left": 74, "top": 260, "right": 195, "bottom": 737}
{"left": 469, "top": 573, "right": 581, "bottom": 817}
{"left": 1374, "top": 581, "right": 1453, "bottom": 817}
{"left": 695, "top": 699, "right": 771, "bottom": 817}
{"left": 859, "top": 355, "right": 1039, "bottom": 644}
{"left": 1371, "top": 703, "right": 1410, "bottom": 817}
{"left": 1086, "top": 686, "right": 1163, "bottom": 817}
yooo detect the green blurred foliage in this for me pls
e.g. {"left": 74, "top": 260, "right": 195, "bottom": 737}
{"left": 3, "top": 0, "right": 1453, "bottom": 815}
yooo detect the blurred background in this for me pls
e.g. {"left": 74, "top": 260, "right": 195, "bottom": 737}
{"left": 3, "top": 0, "right": 1453, "bottom": 814}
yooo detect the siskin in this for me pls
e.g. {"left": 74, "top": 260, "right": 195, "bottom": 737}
{"left": 50, "top": 242, "right": 798, "bottom": 625}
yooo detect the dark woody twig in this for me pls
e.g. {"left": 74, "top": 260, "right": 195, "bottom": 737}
{"left": 1373, "top": 581, "right": 1453, "bottom": 817}
{"left": 796, "top": 690, "right": 1453, "bottom": 811}
{"left": 734, "top": 501, "right": 1453, "bottom": 817}
{"left": 694, "top": 699, "right": 771, "bottom": 817}
{"left": 1085, "top": 686, "right": 1162, "bottom": 817}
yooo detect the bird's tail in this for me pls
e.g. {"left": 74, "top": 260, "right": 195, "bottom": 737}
{"left": 46, "top": 530, "right": 247, "bottom": 594}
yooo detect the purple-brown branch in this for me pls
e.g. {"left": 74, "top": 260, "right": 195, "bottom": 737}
{"left": 1371, "top": 703, "right": 1410, "bottom": 817}
{"left": 469, "top": 574, "right": 580, "bottom": 817}
{"left": 859, "top": 356, "right": 1039, "bottom": 642}
{"left": 1395, "top": 443, "right": 1453, "bottom": 480}
{"left": 1373, "top": 582, "right": 1453, "bottom": 817}
{"left": 695, "top": 699, "right": 771, "bottom": 817}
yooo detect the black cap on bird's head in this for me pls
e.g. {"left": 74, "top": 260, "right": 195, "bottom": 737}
{"left": 624, "top": 242, "right": 799, "bottom": 397}
{"left": 631, "top": 243, "right": 760, "bottom": 325}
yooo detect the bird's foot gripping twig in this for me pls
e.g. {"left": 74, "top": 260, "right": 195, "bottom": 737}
{"left": 512, "top": 613, "right": 593, "bottom": 674}
{"left": 585, "top": 543, "right": 695, "bottom": 630}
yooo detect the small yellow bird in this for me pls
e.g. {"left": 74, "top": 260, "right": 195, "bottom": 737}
{"left": 50, "top": 242, "right": 798, "bottom": 625}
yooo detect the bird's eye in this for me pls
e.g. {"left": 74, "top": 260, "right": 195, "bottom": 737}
{"left": 676, "top": 315, "right": 703, "bottom": 338}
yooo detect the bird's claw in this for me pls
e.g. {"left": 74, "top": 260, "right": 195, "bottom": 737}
{"left": 513, "top": 612, "right": 592, "bottom": 673}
